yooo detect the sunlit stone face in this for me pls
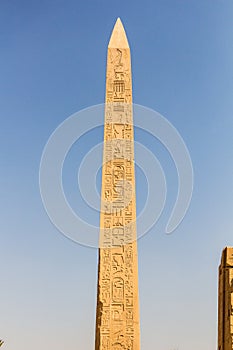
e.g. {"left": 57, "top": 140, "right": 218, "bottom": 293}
{"left": 95, "top": 19, "right": 140, "bottom": 350}
{"left": 218, "top": 247, "right": 233, "bottom": 350}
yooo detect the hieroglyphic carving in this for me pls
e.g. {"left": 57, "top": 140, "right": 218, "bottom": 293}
{"left": 95, "top": 19, "right": 140, "bottom": 350}
{"left": 218, "top": 247, "right": 233, "bottom": 350}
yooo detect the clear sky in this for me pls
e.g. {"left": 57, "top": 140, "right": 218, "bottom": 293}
{"left": 1, "top": 1, "right": 233, "bottom": 349}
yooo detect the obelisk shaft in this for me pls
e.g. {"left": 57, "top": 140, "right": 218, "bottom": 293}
{"left": 218, "top": 247, "right": 233, "bottom": 350}
{"left": 95, "top": 19, "right": 140, "bottom": 350}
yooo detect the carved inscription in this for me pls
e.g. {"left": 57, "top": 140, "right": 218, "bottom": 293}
{"left": 96, "top": 19, "right": 140, "bottom": 350}
{"left": 218, "top": 248, "right": 233, "bottom": 350}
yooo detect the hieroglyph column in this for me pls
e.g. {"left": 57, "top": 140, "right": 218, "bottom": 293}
{"left": 218, "top": 247, "right": 233, "bottom": 350}
{"left": 95, "top": 18, "right": 140, "bottom": 350}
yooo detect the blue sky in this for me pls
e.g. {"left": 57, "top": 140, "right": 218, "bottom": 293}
{"left": 1, "top": 1, "right": 233, "bottom": 349}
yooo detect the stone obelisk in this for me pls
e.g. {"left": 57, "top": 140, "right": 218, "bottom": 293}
{"left": 218, "top": 247, "right": 233, "bottom": 350}
{"left": 95, "top": 18, "right": 140, "bottom": 350}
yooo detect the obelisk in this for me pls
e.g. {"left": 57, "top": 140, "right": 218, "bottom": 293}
{"left": 218, "top": 247, "right": 233, "bottom": 350}
{"left": 95, "top": 18, "right": 140, "bottom": 350}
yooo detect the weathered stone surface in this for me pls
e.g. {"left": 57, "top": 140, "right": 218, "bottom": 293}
{"left": 218, "top": 247, "right": 233, "bottom": 350}
{"left": 95, "top": 18, "right": 140, "bottom": 350}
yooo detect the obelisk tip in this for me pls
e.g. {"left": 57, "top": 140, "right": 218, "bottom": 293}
{"left": 108, "top": 18, "right": 129, "bottom": 48}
